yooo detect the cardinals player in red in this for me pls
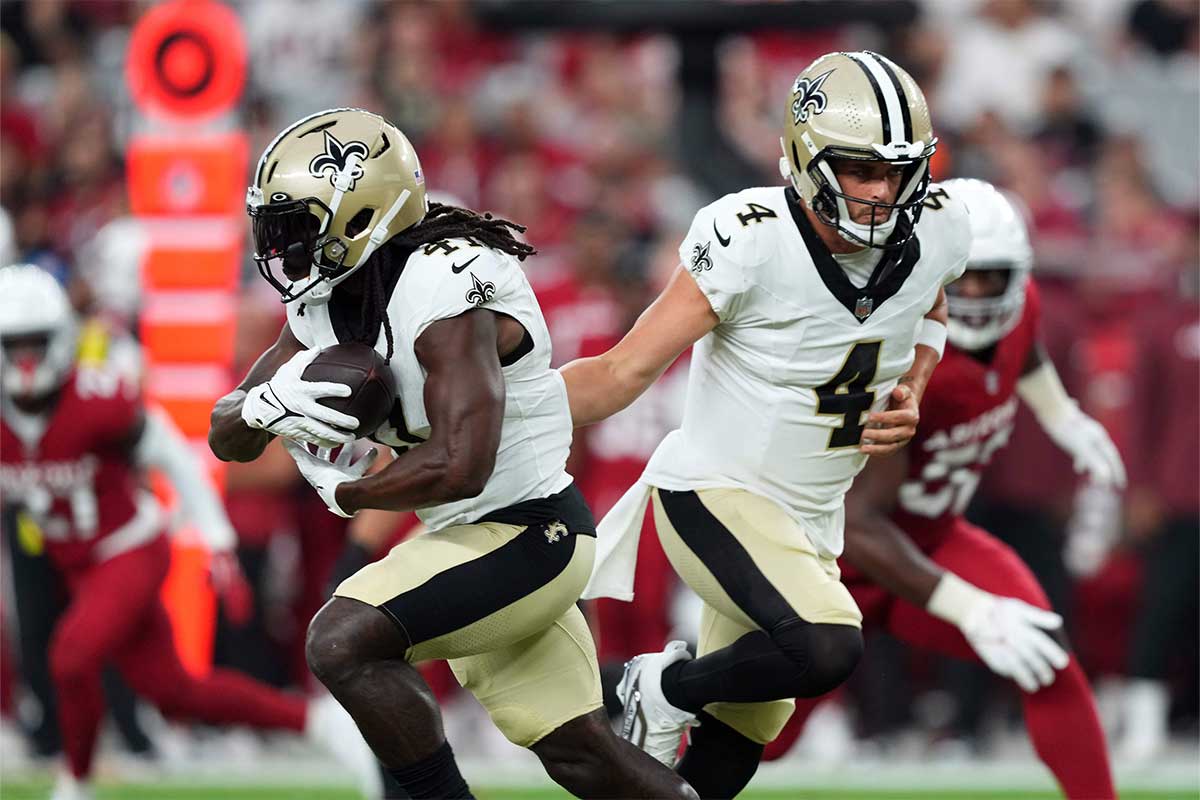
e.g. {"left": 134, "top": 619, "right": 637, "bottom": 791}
{"left": 0, "top": 265, "right": 382, "bottom": 800}
{"left": 759, "top": 180, "right": 1124, "bottom": 799}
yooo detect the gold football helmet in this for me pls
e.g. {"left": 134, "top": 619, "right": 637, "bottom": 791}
{"left": 247, "top": 108, "right": 428, "bottom": 304}
{"left": 780, "top": 51, "right": 936, "bottom": 248}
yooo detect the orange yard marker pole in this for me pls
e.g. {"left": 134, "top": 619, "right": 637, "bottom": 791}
{"left": 125, "top": 0, "right": 246, "bottom": 675}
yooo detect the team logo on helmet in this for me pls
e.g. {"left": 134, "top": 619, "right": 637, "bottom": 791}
{"left": 308, "top": 130, "right": 370, "bottom": 190}
{"left": 790, "top": 69, "right": 834, "bottom": 125}
{"left": 690, "top": 241, "right": 713, "bottom": 273}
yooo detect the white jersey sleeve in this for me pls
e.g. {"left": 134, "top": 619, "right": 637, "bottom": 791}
{"left": 678, "top": 195, "right": 767, "bottom": 322}
{"left": 399, "top": 239, "right": 525, "bottom": 343}
{"left": 927, "top": 184, "right": 972, "bottom": 287}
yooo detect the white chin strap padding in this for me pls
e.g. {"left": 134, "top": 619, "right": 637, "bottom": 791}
{"left": 836, "top": 202, "right": 899, "bottom": 247}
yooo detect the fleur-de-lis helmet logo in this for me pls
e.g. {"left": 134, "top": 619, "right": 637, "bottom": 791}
{"left": 309, "top": 130, "right": 370, "bottom": 190}
{"left": 791, "top": 69, "right": 834, "bottom": 125}
{"left": 690, "top": 241, "right": 713, "bottom": 273}
{"left": 465, "top": 272, "right": 496, "bottom": 306}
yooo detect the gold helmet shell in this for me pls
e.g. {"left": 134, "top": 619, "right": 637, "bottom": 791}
{"left": 247, "top": 108, "right": 428, "bottom": 304}
{"left": 779, "top": 51, "right": 936, "bottom": 248}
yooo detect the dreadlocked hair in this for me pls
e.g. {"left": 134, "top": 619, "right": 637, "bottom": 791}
{"left": 359, "top": 244, "right": 398, "bottom": 363}
{"left": 347, "top": 203, "right": 537, "bottom": 364}
{"left": 392, "top": 202, "right": 537, "bottom": 261}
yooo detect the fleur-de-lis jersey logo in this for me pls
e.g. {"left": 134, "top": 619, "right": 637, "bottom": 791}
{"left": 465, "top": 272, "right": 496, "bottom": 306}
{"left": 690, "top": 241, "right": 713, "bottom": 273}
{"left": 544, "top": 520, "right": 567, "bottom": 544}
{"left": 308, "top": 130, "right": 370, "bottom": 190}
{"left": 791, "top": 69, "right": 834, "bottom": 125}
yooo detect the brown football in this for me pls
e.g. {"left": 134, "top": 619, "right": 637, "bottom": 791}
{"left": 301, "top": 343, "right": 397, "bottom": 438}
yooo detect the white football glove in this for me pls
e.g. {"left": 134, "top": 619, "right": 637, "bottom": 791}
{"left": 928, "top": 573, "right": 1069, "bottom": 693}
{"left": 1042, "top": 410, "right": 1127, "bottom": 489}
{"left": 284, "top": 439, "right": 378, "bottom": 518}
{"left": 1018, "top": 362, "right": 1125, "bottom": 488}
{"left": 242, "top": 349, "right": 359, "bottom": 448}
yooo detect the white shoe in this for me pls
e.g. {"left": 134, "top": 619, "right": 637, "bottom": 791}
{"left": 305, "top": 694, "right": 384, "bottom": 799}
{"left": 617, "top": 640, "right": 698, "bottom": 766}
{"left": 49, "top": 770, "right": 94, "bottom": 800}
{"left": 1118, "top": 678, "right": 1169, "bottom": 763}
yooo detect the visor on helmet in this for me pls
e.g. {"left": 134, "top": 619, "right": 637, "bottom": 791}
{"left": 248, "top": 198, "right": 350, "bottom": 303}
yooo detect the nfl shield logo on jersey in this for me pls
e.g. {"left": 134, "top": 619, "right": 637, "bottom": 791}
{"left": 854, "top": 296, "right": 874, "bottom": 321}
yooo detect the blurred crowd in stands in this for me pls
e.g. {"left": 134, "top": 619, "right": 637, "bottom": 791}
{"left": 1, "top": 0, "right": 1196, "bottom": 767}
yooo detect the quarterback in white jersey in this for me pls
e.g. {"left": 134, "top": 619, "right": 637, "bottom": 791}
{"left": 208, "top": 109, "right": 694, "bottom": 800}
{"left": 561, "top": 51, "right": 969, "bottom": 792}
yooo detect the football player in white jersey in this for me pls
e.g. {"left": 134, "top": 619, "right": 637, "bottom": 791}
{"left": 560, "top": 52, "right": 971, "bottom": 793}
{"left": 208, "top": 109, "right": 694, "bottom": 800}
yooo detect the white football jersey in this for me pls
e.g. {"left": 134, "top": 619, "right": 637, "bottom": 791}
{"left": 287, "top": 238, "right": 573, "bottom": 530}
{"left": 641, "top": 185, "right": 970, "bottom": 558}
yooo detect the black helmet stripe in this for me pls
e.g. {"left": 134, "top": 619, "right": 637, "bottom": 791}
{"left": 868, "top": 52, "right": 914, "bottom": 143}
{"left": 846, "top": 52, "right": 892, "bottom": 144}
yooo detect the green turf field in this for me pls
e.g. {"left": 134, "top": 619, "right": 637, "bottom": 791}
{"left": 0, "top": 781, "right": 1197, "bottom": 800}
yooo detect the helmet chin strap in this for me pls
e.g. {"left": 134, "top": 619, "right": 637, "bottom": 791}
{"left": 834, "top": 203, "right": 899, "bottom": 246}
{"left": 303, "top": 155, "right": 413, "bottom": 306}
{"left": 304, "top": 184, "right": 412, "bottom": 307}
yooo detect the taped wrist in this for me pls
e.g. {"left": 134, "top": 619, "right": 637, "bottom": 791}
{"left": 915, "top": 318, "right": 947, "bottom": 361}
{"left": 1017, "top": 361, "right": 1078, "bottom": 429}
{"left": 926, "top": 571, "right": 991, "bottom": 628}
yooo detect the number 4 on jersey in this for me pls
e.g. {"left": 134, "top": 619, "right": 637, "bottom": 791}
{"left": 815, "top": 341, "right": 881, "bottom": 449}
{"left": 736, "top": 202, "right": 778, "bottom": 226}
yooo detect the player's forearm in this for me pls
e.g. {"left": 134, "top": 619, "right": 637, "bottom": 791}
{"left": 842, "top": 512, "right": 944, "bottom": 608}
{"left": 335, "top": 444, "right": 492, "bottom": 514}
{"left": 208, "top": 391, "right": 272, "bottom": 463}
{"left": 139, "top": 409, "right": 236, "bottom": 551}
{"left": 560, "top": 354, "right": 660, "bottom": 428}
{"left": 901, "top": 296, "right": 949, "bottom": 403}
{"left": 1017, "top": 360, "right": 1077, "bottom": 428}
{"left": 899, "top": 344, "right": 940, "bottom": 403}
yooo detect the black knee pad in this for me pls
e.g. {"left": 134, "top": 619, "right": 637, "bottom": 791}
{"left": 771, "top": 619, "right": 863, "bottom": 698}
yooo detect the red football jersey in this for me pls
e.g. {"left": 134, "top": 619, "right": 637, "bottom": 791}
{"left": 887, "top": 280, "right": 1042, "bottom": 551}
{"left": 0, "top": 362, "right": 154, "bottom": 571}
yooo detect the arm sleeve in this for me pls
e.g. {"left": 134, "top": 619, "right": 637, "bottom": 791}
{"left": 134, "top": 407, "right": 237, "bottom": 552}
{"left": 677, "top": 200, "right": 757, "bottom": 322}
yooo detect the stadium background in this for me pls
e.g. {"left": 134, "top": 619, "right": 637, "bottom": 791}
{"left": 0, "top": 0, "right": 1196, "bottom": 797}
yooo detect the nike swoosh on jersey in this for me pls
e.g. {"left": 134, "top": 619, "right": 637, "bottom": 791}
{"left": 713, "top": 221, "right": 731, "bottom": 247}
{"left": 451, "top": 255, "right": 480, "bottom": 273}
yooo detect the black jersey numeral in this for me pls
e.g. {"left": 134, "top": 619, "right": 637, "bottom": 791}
{"left": 422, "top": 236, "right": 484, "bottom": 257}
{"left": 423, "top": 239, "right": 460, "bottom": 256}
{"left": 736, "top": 202, "right": 778, "bottom": 226}
{"left": 815, "top": 341, "right": 882, "bottom": 449}
{"left": 922, "top": 187, "right": 950, "bottom": 211}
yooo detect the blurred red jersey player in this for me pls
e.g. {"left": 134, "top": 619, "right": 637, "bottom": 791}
{"left": 761, "top": 180, "right": 1123, "bottom": 800}
{"left": 0, "top": 265, "right": 381, "bottom": 800}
